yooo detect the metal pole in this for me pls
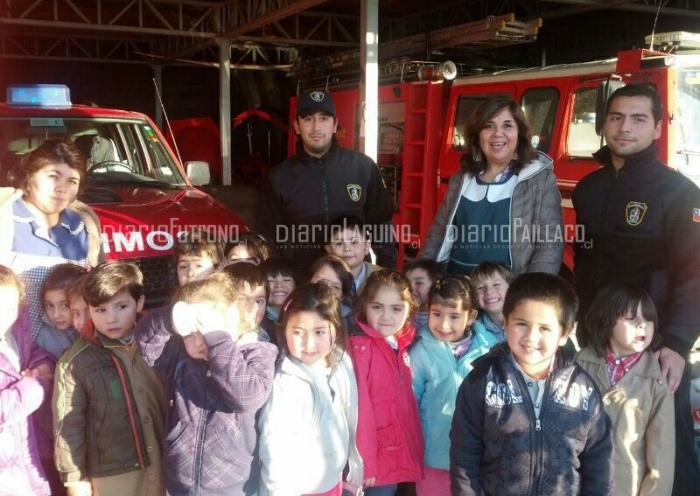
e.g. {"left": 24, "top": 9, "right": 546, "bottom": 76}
{"left": 360, "top": 0, "right": 379, "bottom": 162}
{"left": 219, "top": 38, "right": 232, "bottom": 186}
{"left": 153, "top": 64, "right": 163, "bottom": 129}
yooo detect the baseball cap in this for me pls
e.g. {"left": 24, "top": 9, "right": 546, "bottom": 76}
{"left": 296, "top": 90, "right": 336, "bottom": 118}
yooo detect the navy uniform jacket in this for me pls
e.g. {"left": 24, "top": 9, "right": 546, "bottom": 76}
{"left": 256, "top": 140, "right": 396, "bottom": 271}
{"left": 572, "top": 143, "right": 700, "bottom": 355}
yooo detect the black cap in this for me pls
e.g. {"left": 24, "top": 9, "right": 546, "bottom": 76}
{"left": 296, "top": 90, "right": 336, "bottom": 118}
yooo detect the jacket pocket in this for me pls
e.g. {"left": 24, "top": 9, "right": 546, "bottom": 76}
{"left": 163, "top": 420, "right": 195, "bottom": 486}
{"left": 200, "top": 423, "right": 249, "bottom": 489}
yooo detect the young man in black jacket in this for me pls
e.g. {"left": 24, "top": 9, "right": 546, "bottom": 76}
{"left": 256, "top": 89, "right": 396, "bottom": 273}
{"left": 573, "top": 83, "right": 700, "bottom": 495}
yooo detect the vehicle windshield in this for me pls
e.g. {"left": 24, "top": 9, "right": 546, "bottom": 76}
{"left": 676, "top": 58, "right": 700, "bottom": 184}
{"left": 0, "top": 115, "right": 187, "bottom": 187}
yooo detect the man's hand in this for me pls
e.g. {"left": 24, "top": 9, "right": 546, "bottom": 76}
{"left": 183, "top": 331, "right": 209, "bottom": 360}
{"left": 658, "top": 347, "right": 686, "bottom": 393}
{"left": 363, "top": 477, "right": 375, "bottom": 487}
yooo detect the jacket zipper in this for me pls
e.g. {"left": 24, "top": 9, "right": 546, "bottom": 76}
{"left": 596, "top": 169, "right": 618, "bottom": 288}
{"left": 192, "top": 375, "right": 209, "bottom": 496}
{"left": 532, "top": 378, "right": 551, "bottom": 496}
{"left": 321, "top": 159, "right": 330, "bottom": 223}
{"left": 511, "top": 365, "right": 551, "bottom": 496}
{"left": 110, "top": 355, "right": 146, "bottom": 469}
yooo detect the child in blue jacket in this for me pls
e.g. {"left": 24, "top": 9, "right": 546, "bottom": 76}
{"left": 410, "top": 274, "right": 500, "bottom": 496}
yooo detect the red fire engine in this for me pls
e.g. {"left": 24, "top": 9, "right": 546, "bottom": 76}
{"left": 289, "top": 31, "right": 700, "bottom": 273}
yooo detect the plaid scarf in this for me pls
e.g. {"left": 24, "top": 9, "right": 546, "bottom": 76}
{"left": 605, "top": 347, "right": 643, "bottom": 385}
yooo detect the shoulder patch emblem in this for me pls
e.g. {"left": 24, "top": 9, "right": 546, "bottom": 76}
{"left": 347, "top": 184, "right": 362, "bottom": 202}
{"left": 626, "top": 201, "right": 648, "bottom": 226}
{"left": 694, "top": 208, "right": 700, "bottom": 223}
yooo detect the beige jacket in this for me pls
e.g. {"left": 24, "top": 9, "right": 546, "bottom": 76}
{"left": 576, "top": 348, "right": 675, "bottom": 496}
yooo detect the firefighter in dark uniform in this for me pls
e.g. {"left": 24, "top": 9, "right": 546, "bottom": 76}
{"left": 256, "top": 89, "right": 396, "bottom": 274}
{"left": 573, "top": 84, "right": 700, "bottom": 495}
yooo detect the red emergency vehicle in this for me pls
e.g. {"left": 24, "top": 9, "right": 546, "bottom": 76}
{"left": 289, "top": 31, "right": 700, "bottom": 272}
{"left": 0, "top": 84, "right": 246, "bottom": 306}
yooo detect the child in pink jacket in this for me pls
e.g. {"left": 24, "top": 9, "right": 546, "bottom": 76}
{"left": 0, "top": 265, "right": 55, "bottom": 496}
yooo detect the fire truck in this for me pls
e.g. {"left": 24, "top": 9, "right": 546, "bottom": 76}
{"left": 0, "top": 84, "right": 247, "bottom": 306}
{"left": 289, "top": 31, "right": 700, "bottom": 273}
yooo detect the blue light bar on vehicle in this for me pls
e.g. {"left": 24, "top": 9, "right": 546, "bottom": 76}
{"left": 6, "top": 84, "right": 72, "bottom": 108}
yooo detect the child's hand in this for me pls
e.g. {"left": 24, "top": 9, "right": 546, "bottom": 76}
{"left": 236, "top": 330, "right": 259, "bottom": 346}
{"left": 363, "top": 477, "right": 375, "bottom": 487}
{"left": 66, "top": 481, "right": 92, "bottom": 496}
{"left": 183, "top": 331, "right": 209, "bottom": 360}
{"left": 21, "top": 363, "right": 53, "bottom": 382}
{"left": 172, "top": 301, "right": 227, "bottom": 336}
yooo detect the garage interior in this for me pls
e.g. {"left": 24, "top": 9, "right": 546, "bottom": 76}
{"left": 1, "top": 0, "right": 699, "bottom": 193}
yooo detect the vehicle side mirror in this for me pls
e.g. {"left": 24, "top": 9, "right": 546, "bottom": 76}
{"left": 186, "top": 161, "right": 211, "bottom": 186}
{"left": 595, "top": 79, "right": 625, "bottom": 135}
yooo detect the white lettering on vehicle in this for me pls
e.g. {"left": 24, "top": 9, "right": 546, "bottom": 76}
{"left": 100, "top": 223, "right": 242, "bottom": 255}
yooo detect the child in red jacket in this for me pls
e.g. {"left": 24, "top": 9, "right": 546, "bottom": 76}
{"left": 350, "top": 269, "right": 424, "bottom": 496}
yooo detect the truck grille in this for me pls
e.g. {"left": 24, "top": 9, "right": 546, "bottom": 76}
{"left": 132, "top": 255, "right": 177, "bottom": 308}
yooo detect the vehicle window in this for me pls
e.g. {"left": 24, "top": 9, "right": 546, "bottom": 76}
{"left": 0, "top": 116, "right": 186, "bottom": 187}
{"left": 522, "top": 87, "right": 559, "bottom": 154}
{"left": 567, "top": 86, "right": 601, "bottom": 157}
{"left": 452, "top": 93, "right": 509, "bottom": 150}
{"left": 677, "top": 66, "right": 700, "bottom": 184}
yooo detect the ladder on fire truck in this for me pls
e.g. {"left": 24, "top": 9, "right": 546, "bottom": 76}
{"left": 396, "top": 80, "right": 446, "bottom": 266}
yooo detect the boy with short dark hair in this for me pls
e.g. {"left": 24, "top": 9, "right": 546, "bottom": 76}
{"left": 174, "top": 229, "right": 224, "bottom": 286}
{"left": 470, "top": 261, "right": 514, "bottom": 343}
{"left": 325, "top": 215, "right": 380, "bottom": 292}
{"left": 450, "top": 272, "right": 612, "bottom": 496}
{"left": 53, "top": 261, "right": 166, "bottom": 496}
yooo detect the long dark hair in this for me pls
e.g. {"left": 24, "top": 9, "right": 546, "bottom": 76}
{"left": 460, "top": 96, "right": 538, "bottom": 176}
